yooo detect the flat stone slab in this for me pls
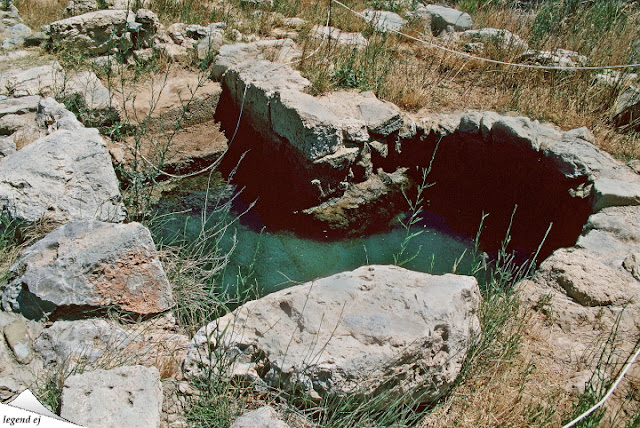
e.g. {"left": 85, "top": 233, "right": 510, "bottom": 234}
{"left": 34, "top": 319, "right": 136, "bottom": 367}
{"left": 186, "top": 265, "right": 480, "bottom": 403}
{"left": 2, "top": 221, "right": 174, "bottom": 320}
{"left": 593, "top": 177, "right": 640, "bottom": 211}
{"left": 61, "top": 365, "right": 162, "bottom": 428}
{"left": 0, "top": 96, "right": 40, "bottom": 117}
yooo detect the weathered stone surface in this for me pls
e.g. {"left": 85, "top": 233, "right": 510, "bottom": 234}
{"left": 362, "top": 9, "right": 407, "bottom": 32}
{"left": 612, "top": 86, "right": 640, "bottom": 129}
{"left": 1, "top": 23, "right": 32, "bottom": 50}
{"left": 36, "top": 96, "right": 84, "bottom": 132}
{"left": 62, "top": 70, "right": 113, "bottom": 112}
{"left": 231, "top": 406, "right": 290, "bottom": 428}
{"left": 115, "top": 69, "right": 222, "bottom": 131}
{"left": 3, "top": 319, "right": 33, "bottom": 364}
{"left": 186, "top": 265, "right": 480, "bottom": 403}
{"left": 0, "top": 62, "right": 64, "bottom": 97}
{"left": 0, "top": 113, "right": 32, "bottom": 135}
{"left": 490, "top": 115, "right": 561, "bottom": 151}
{"left": 593, "top": 177, "right": 640, "bottom": 211}
{"left": 196, "top": 31, "right": 225, "bottom": 60}
{"left": 0, "top": 137, "right": 15, "bottom": 160}
{"left": 460, "top": 28, "right": 528, "bottom": 52}
{"left": 303, "top": 168, "right": 408, "bottom": 233}
{"left": 534, "top": 248, "right": 638, "bottom": 306}
{"left": 545, "top": 127, "right": 617, "bottom": 178}
{"left": 415, "top": 5, "right": 472, "bottom": 34}
{"left": 34, "top": 319, "right": 136, "bottom": 366}
{"left": 0, "top": 96, "right": 40, "bottom": 117}
{"left": 64, "top": 0, "right": 137, "bottom": 16}
{"left": 516, "top": 49, "right": 588, "bottom": 68}
{"left": 61, "top": 365, "right": 162, "bottom": 428}
{"left": 0, "top": 312, "right": 45, "bottom": 401}
{"left": 271, "top": 89, "right": 344, "bottom": 160}
{"left": 312, "top": 26, "right": 368, "bottom": 48}
{"left": 1, "top": 221, "right": 173, "bottom": 319}
{"left": 212, "top": 39, "right": 302, "bottom": 80}
{"left": 624, "top": 253, "right": 640, "bottom": 281}
{"left": 45, "top": 9, "right": 135, "bottom": 55}
{"left": 358, "top": 97, "right": 403, "bottom": 136}
{"left": 584, "top": 206, "right": 640, "bottom": 242}
{"left": 0, "top": 127, "right": 125, "bottom": 223}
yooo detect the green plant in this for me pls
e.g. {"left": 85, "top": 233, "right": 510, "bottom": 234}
{"left": 393, "top": 140, "right": 439, "bottom": 266}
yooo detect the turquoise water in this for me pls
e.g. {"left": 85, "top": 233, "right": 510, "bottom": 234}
{"left": 154, "top": 184, "right": 475, "bottom": 297}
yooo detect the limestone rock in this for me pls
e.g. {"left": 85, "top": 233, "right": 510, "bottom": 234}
{"left": 535, "top": 248, "right": 638, "bottom": 306}
{"left": 271, "top": 89, "right": 344, "bottom": 160}
{"left": 0, "top": 62, "right": 64, "bottom": 98}
{"left": 35, "top": 96, "right": 84, "bottom": 131}
{"left": 61, "top": 365, "right": 163, "bottom": 428}
{"left": 584, "top": 206, "right": 640, "bottom": 242}
{"left": 362, "top": 9, "right": 407, "bottom": 32}
{"left": 64, "top": 0, "right": 138, "bottom": 16}
{"left": 490, "top": 115, "right": 561, "bottom": 151}
{"left": 0, "top": 127, "right": 125, "bottom": 223}
{"left": 0, "top": 96, "right": 40, "bottom": 117}
{"left": 0, "top": 113, "right": 33, "bottom": 135}
{"left": 303, "top": 168, "right": 408, "bottom": 233}
{"left": 545, "top": 127, "right": 617, "bottom": 178}
{"left": 62, "top": 70, "right": 113, "bottom": 112}
{"left": 196, "top": 31, "right": 225, "bottom": 60}
{"left": 415, "top": 5, "right": 473, "bottom": 35}
{"left": 1, "top": 221, "right": 173, "bottom": 319}
{"left": 460, "top": 28, "right": 528, "bottom": 52}
{"left": 34, "top": 319, "right": 136, "bottom": 367}
{"left": 1, "top": 23, "right": 32, "bottom": 50}
{"left": 3, "top": 319, "right": 32, "bottom": 364}
{"left": 46, "top": 9, "right": 135, "bottom": 55}
{"left": 312, "top": 26, "right": 368, "bottom": 48}
{"left": 592, "top": 177, "right": 640, "bottom": 212}
{"left": 0, "top": 137, "right": 15, "bottom": 160}
{"left": 612, "top": 86, "right": 640, "bottom": 129}
{"left": 516, "top": 49, "right": 588, "bottom": 68}
{"left": 212, "top": 39, "right": 303, "bottom": 80}
{"left": 231, "top": 406, "right": 290, "bottom": 428}
{"left": 115, "top": 69, "right": 222, "bottom": 131}
{"left": 186, "top": 265, "right": 481, "bottom": 404}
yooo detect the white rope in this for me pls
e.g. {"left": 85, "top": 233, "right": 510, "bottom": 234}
{"left": 562, "top": 342, "right": 640, "bottom": 428}
{"left": 331, "top": 0, "right": 640, "bottom": 71}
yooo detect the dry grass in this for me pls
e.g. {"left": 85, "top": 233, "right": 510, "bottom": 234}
{"left": 14, "top": 0, "right": 68, "bottom": 30}
{"left": 420, "top": 314, "right": 573, "bottom": 428}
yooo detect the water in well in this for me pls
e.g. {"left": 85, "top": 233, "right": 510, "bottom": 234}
{"left": 153, "top": 175, "right": 476, "bottom": 298}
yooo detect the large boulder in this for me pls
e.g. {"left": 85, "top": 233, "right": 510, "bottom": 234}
{"left": 185, "top": 265, "right": 480, "bottom": 403}
{"left": 1, "top": 221, "right": 173, "bottom": 319}
{"left": 61, "top": 365, "right": 163, "bottom": 428}
{"left": 0, "top": 124, "right": 125, "bottom": 223}
{"left": 45, "top": 8, "right": 159, "bottom": 55}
